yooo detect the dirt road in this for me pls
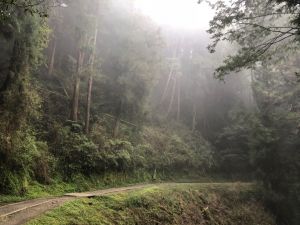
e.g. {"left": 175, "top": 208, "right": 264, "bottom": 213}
{"left": 0, "top": 183, "right": 155, "bottom": 225}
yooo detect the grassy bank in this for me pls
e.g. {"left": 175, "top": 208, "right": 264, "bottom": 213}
{"left": 26, "top": 183, "right": 276, "bottom": 225}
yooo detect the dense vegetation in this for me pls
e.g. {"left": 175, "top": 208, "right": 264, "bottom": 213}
{"left": 0, "top": 0, "right": 299, "bottom": 224}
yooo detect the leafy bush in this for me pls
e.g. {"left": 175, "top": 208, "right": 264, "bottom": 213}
{"left": 52, "top": 124, "right": 98, "bottom": 178}
{"left": 89, "top": 119, "right": 214, "bottom": 177}
{"left": 97, "top": 139, "right": 134, "bottom": 172}
{"left": 137, "top": 125, "right": 213, "bottom": 173}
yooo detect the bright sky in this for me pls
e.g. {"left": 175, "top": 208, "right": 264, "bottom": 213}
{"left": 134, "top": 0, "right": 214, "bottom": 30}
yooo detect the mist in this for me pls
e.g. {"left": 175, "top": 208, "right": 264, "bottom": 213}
{"left": 0, "top": 0, "right": 299, "bottom": 225}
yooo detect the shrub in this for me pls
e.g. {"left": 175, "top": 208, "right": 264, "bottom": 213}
{"left": 137, "top": 125, "right": 214, "bottom": 173}
{"left": 97, "top": 139, "right": 134, "bottom": 172}
{"left": 52, "top": 124, "right": 98, "bottom": 178}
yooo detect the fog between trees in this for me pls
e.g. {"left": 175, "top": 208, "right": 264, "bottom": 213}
{"left": 0, "top": 1, "right": 299, "bottom": 224}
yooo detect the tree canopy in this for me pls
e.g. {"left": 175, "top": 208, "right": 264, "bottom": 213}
{"left": 207, "top": 0, "right": 300, "bottom": 78}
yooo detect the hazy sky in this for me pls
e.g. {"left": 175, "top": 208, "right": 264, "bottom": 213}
{"left": 134, "top": 0, "right": 215, "bottom": 30}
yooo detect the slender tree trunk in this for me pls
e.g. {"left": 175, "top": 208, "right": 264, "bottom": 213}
{"left": 85, "top": 75, "right": 93, "bottom": 133}
{"left": 160, "top": 64, "right": 174, "bottom": 103}
{"left": 48, "top": 38, "right": 57, "bottom": 76}
{"left": 85, "top": 21, "right": 98, "bottom": 134}
{"left": 160, "top": 40, "right": 180, "bottom": 106}
{"left": 167, "top": 74, "right": 177, "bottom": 117}
{"left": 113, "top": 115, "right": 121, "bottom": 138}
{"left": 192, "top": 102, "right": 197, "bottom": 132}
{"left": 113, "top": 100, "right": 123, "bottom": 138}
{"left": 176, "top": 76, "right": 181, "bottom": 121}
{"left": 70, "top": 76, "right": 80, "bottom": 121}
{"left": 70, "top": 50, "right": 84, "bottom": 121}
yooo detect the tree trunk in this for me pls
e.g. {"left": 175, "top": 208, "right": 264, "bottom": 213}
{"left": 160, "top": 63, "right": 174, "bottom": 103}
{"left": 70, "top": 50, "right": 84, "bottom": 121}
{"left": 48, "top": 37, "right": 57, "bottom": 76}
{"left": 85, "top": 75, "right": 93, "bottom": 133}
{"left": 113, "top": 115, "right": 121, "bottom": 138}
{"left": 160, "top": 40, "right": 180, "bottom": 106}
{"left": 113, "top": 100, "right": 123, "bottom": 138}
{"left": 0, "top": 19, "right": 30, "bottom": 135}
{"left": 70, "top": 76, "right": 80, "bottom": 121}
{"left": 0, "top": 37, "right": 25, "bottom": 93}
{"left": 192, "top": 102, "right": 197, "bottom": 132}
{"left": 167, "top": 74, "right": 177, "bottom": 117}
{"left": 177, "top": 76, "right": 181, "bottom": 121}
{"left": 85, "top": 20, "right": 98, "bottom": 134}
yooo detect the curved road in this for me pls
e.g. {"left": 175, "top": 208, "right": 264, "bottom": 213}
{"left": 0, "top": 183, "right": 156, "bottom": 225}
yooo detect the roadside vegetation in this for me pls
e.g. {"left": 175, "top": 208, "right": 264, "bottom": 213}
{"left": 27, "top": 183, "right": 276, "bottom": 225}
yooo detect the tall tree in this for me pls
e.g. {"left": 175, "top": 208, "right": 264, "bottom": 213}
{"left": 70, "top": 38, "right": 85, "bottom": 122}
{"left": 0, "top": 9, "right": 50, "bottom": 193}
{"left": 85, "top": 2, "right": 101, "bottom": 134}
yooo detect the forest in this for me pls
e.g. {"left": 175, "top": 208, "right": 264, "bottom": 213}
{"left": 0, "top": 0, "right": 299, "bottom": 225}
